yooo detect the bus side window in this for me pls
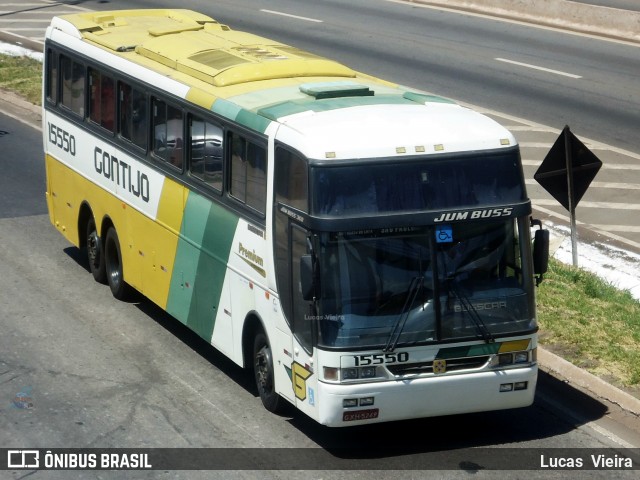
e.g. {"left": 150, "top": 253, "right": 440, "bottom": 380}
{"left": 60, "top": 55, "right": 85, "bottom": 116}
{"left": 153, "top": 99, "right": 183, "bottom": 169}
{"left": 188, "top": 114, "right": 223, "bottom": 192}
{"left": 89, "top": 68, "right": 115, "bottom": 132}
{"left": 291, "top": 224, "right": 313, "bottom": 351}
{"left": 119, "top": 82, "right": 148, "bottom": 150}
{"left": 229, "top": 131, "right": 266, "bottom": 214}
{"left": 46, "top": 49, "right": 58, "bottom": 104}
{"left": 275, "top": 147, "right": 308, "bottom": 213}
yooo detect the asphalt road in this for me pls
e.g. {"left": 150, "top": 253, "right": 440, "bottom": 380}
{"left": 577, "top": 0, "right": 640, "bottom": 10}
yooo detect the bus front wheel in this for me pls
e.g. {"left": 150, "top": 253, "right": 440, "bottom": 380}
{"left": 253, "top": 331, "right": 282, "bottom": 413}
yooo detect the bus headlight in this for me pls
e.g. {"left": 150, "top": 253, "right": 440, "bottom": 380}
{"left": 359, "top": 367, "right": 378, "bottom": 379}
{"left": 514, "top": 352, "right": 529, "bottom": 364}
{"left": 498, "top": 353, "right": 513, "bottom": 365}
{"left": 342, "top": 368, "right": 359, "bottom": 380}
{"left": 322, "top": 366, "right": 386, "bottom": 382}
{"left": 491, "top": 350, "right": 534, "bottom": 368}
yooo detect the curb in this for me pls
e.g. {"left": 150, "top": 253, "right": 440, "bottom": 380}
{"left": 412, "top": 0, "right": 640, "bottom": 44}
{"left": 538, "top": 348, "right": 640, "bottom": 416}
{"left": 0, "top": 89, "right": 41, "bottom": 129}
{"left": 0, "top": 31, "right": 43, "bottom": 53}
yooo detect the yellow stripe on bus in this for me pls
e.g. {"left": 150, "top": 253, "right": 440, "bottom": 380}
{"left": 498, "top": 339, "right": 531, "bottom": 353}
{"left": 139, "top": 177, "right": 187, "bottom": 309}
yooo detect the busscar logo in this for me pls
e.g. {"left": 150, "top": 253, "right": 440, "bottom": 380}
{"left": 8, "top": 450, "right": 39, "bottom": 468}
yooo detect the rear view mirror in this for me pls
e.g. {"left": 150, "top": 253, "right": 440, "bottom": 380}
{"left": 532, "top": 225, "right": 549, "bottom": 286}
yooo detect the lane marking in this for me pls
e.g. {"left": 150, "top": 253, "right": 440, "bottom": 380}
{"left": 522, "top": 159, "right": 640, "bottom": 171}
{"left": 534, "top": 199, "right": 640, "bottom": 210}
{"left": 503, "top": 125, "right": 556, "bottom": 132}
{"left": 384, "top": 0, "right": 640, "bottom": 47}
{"left": 526, "top": 179, "right": 640, "bottom": 190}
{"left": 533, "top": 205, "right": 640, "bottom": 250}
{"left": 260, "top": 9, "right": 323, "bottom": 23}
{"left": 0, "top": 19, "right": 55, "bottom": 23}
{"left": 0, "top": 106, "right": 42, "bottom": 132}
{"left": 520, "top": 142, "right": 570, "bottom": 148}
{"left": 592, "top": 225, "right": 640, "bottom": 233}
{"left": 463, "top": 104, "right": 640, "bottom": 160}
{"left": 495, "top": 57, "right": 582, "bottom": 78}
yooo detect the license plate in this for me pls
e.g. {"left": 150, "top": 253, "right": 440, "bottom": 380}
{"left": 342, "top": 408, "right": 379, "bottom": 422}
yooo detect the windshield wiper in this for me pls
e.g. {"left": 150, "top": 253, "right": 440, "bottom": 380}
{"left": 384, "top": 275, "right": 422, "bottom": 352}
{"left": 448, "top": 279, "right": 495, "bottom": 344}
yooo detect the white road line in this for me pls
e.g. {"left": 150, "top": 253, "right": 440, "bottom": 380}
{"left": 0, "top": 11, "right": 75, "bottom": 15}
{"left": 260, "top": 9, "right": 323, "bottom": 23}
{"left": 464, "top": 102, "right": 640, "bottom": 159}
{"left": 522, "top": 159, "right": 640, "bottom": 171}
{"left": 592, "top": 225, "right": 640, "bottom": 233}
{"left": 0, "top": 30, "right": 43, "bottom": 45}
{"left": 520, "top": 142, "right": 558, "bottom": 148}
{"left": 533, "top": 205, "right": 640, "bottom": 250}
{"left": 503, "top": 126, "right": 556, "bottom": 132}
{"left": 495, "top": 57, "right": 582, "bottom": 78}
{"left": 549, "top": 161, "right": 640, "bottom": 171}
{"left": 0, "top": 106, "right": 42, "bottom": 132}
{"left": 38, "top": 0, "right": 91, "bottom": 10}
{"left": 526, "top": 179, "right": 640, "bottom": 190}
{"left": 385, "top": 0, "right": 640, "bottom": 47}
{"left": 535, "top": 199, "right": 640, "bottom": 210}
{"left": 0, "top": 19, "right": 54, "bottom": 23}
{"left": 0, "top": 27, "right": 46, "bottom": 31}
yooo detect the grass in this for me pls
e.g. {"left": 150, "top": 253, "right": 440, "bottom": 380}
{"left": 0, "top": 53, "right": 42, "bottom": 105}
{"left": 537, "top": 258, "right": 640, "bottom": 388}
{"left": 2, "top": 52, "right": 640, "bottom": 389}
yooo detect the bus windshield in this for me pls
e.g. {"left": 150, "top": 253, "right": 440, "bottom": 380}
{"left": 312, "top": 149, "right": 525, "bottom": 215}
{"left": 316, "top": 218, "right": 535, "bottom": 349}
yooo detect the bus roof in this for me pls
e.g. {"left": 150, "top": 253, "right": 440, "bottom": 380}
{"left": 49, "top": 9, "right": 516, "bottom": 159}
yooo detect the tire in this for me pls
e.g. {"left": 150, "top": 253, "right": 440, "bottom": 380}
{"left": 86, "top": 217, "right": 106, "bottom": 284}
{"left": 104, "top": 227, "right": 132, "bottom": 300}
{"left": 253, "top": 331, "right": 282, "bottom": 413}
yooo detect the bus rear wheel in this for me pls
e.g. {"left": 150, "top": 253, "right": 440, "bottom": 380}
{"left": 104, "top": 227, "right": 132, "bottom": 300}
{"left": 253, "top": 331, "right": 282, "bottom": 413}
{"left": 86, "top": 217, "right": 106, "bottom": 284}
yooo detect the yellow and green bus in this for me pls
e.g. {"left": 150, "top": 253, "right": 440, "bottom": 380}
{"left": 43, "top": 9, "right": 549, "bottom": 426}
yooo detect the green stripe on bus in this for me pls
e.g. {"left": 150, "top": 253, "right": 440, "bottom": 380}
{"left": 166, "top": 192, "right": 239, "bottom": 341}
{"left": 212, "top": 98, "right": 272, "bottom": 133}
{"left": 212, "top": 98, "right": 241, "bottom": 121}
{"left": 436, "top": 343, "right": 501, "bottom": 359}
{"left": 257, "top": 94, "right": 413, "bottom": 121}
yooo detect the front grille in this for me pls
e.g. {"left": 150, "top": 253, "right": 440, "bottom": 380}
{"left": 387, "top": 356, "right": 491, "bottom": 376}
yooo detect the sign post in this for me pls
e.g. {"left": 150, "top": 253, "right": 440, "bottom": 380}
{"left": 534, "top": 126, "right": 602, "bottom": 267}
